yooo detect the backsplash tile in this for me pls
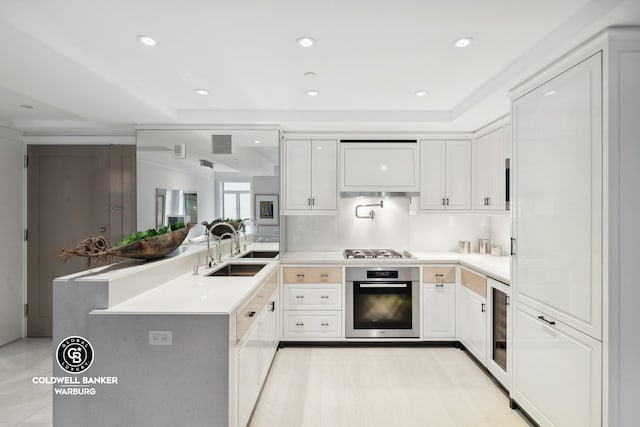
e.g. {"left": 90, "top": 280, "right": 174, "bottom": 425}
{"left": 286, "top": 198, "right": 509, "bottom": 253}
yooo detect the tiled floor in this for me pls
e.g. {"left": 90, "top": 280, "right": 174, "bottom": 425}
{"left": 0, "top": 339, "right": 531, "bottom": 427}
{"left": 0, "top": 338, "right": 52, "bottom": 427}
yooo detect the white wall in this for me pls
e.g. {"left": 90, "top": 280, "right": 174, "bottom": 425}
{"left": 286, "top": 197, "right": 510, "bottom": 253}
{"left": 0, "top": 126, "right": 24, "bottom": 346}
{"left": 137, "top": 161, "right": 215, "bottom": 231}
{"left": 490, "top": 215, "right": 511, "bottom": 256}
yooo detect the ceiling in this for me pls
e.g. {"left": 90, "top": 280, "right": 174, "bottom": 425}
{"left": 1, "top": 0, "right": 639, "bottom": 133}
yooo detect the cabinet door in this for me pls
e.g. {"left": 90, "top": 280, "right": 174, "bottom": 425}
{"left": 445, "top": 140, "right": 471, "bottom": 209}
{"left": 259, "top": 292, "right": 278, "bottom": 383}
{"left": 512, "top": 301, "right": 601, "bottom": 427}
{"left": 459, "top": 287, "right": 487, "bottom": 364}
{"left": 487, "top": 128, "right": 506, "bottom": 210}
{"left": 237, "top": 325, "right": 260, "bottom": 427}
{"left": 284, "top": 140, "right": 312, "bottom": 210}
{"left": 310, "top": 140, "right": 337, "bottom": 210}
{"left": 512, "top": 53, "right": 602, "bottom": 339}
{"left": 423, "top": 284, "right": 455, "bottom": 338}
{"left": 472, "top": 135, "right": 490, "bottom": 210}
{"left": 419, "top": 140, "right": 446, "bottom": 210}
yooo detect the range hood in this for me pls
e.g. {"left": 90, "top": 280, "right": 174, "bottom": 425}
{"left": 339, "top": 140, "right": 420, "bottom": 197}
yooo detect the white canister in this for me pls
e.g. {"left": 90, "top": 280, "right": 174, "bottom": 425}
{"left": 491, "top": 245, "right": 503, "bottom": 256}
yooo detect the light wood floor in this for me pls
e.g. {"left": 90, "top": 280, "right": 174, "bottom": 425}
{"left": 250, "top": 347, "right": 530, "bottom": 427}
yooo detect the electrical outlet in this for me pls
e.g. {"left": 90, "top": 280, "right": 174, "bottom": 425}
{"left": 148, "top": 330, "right": 172, "bottom": 346}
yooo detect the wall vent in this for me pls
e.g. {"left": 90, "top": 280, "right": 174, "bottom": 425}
{"left": 199, "top": 159, "right": 214, "bottom": 169}
{"left": 211, "top": 134, "right": 232, "bottom": 154}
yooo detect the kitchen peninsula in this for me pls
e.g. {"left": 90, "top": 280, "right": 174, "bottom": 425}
{"left": 52, "top": 238, "right": 509, "bottom": 427}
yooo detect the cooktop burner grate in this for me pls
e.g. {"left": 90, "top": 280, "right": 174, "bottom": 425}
{"left": 344, "top": 249, "right": 404, "bottom": 259}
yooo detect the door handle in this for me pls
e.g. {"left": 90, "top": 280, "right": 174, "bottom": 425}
{"left": 481, "top": 303, "right": 486, "bottom": 313}
{"left": 538, "top": 315, "right": 556, "bottom": 325}
{"left": 270, "top": 301, "right": 275, "bottom": 312}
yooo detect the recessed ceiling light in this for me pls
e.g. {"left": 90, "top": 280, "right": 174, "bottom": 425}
{"left": 304, "top": 72, "right": 317, "bottom": 78}
{"left": 544, "top": 90, "right": 556, "bottom": 96}
{"left": 380, "top": 165, "right": 388, "bottom": 171}
{"left": 254, "top": 140, "right": 261, "bottom": 144}
{"left": 453, "top": 37, "right": 473, "bottom": 48}
{"left": 297, "top": 37, "right": 315, "bottom": 47}
{"left": 137, "top": 35, "right": 157, "bottom": 46}
{"left": 19, "top": 104, "right": 34, "bottom": 109}
{"left": 306, "top": 90, "right": 319, "bottom": 97}
{"left": 415, "top": 90, "right": 428, "bottom": 97}
{"left": 195, "top": 89, "right": 209, "bottom": 95}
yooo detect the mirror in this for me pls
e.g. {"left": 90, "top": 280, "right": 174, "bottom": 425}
{"left": 156, "top": 188, "right": 198, "bottom": 227}
{"left": 136, "top": 128, "right": 280, "bottom": 246}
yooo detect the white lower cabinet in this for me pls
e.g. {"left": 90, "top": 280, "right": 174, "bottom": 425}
{"left": 511, "top": 301, "right": 601, "bottom": 427}
{"left": 237, "top": 324, "right": 260, "bottom": 427}
{"left": 283, "top": 283, "right": 341, "bottom": 310}
{"left": 283, "top": 311, "right": 342, "bottom": 339}
{"left": 459, "top": 287, "right": 487, "bottom": 364}
{"left": 422, "top": 283, "right": 456, "bottom": 338}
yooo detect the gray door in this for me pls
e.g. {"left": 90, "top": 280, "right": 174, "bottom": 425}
{"left": 27, "top": 145, "right": 136, "bottom": 337}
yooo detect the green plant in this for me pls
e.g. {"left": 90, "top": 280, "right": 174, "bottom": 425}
{"left": 116, "top": 222, "right": 186, "bottom": 246}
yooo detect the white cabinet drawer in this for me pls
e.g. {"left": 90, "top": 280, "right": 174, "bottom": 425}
{"left": 283, "top": 284, "right": 341, "bottom": 310}
{"left": 512, "top": 301, "right": 601, "bottom": 427}
{"left": 283, "top": 311, "right": 342, "bottom": 339}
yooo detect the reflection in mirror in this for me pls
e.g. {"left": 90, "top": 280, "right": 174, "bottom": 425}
{"left": 136, "top": 129, "right": 281, "bottom": 247}
{"left": 155, "top": 188, "right": 198, "bottom": 228}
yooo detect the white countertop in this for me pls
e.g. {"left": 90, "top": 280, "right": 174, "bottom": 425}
{"left": 280, "top": 251, "right": 510, "bottom": 284}
{"left": 97, "top": 260, "right": 279, "bottom": 315}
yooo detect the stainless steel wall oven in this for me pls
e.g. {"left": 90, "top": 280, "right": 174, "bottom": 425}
{"left": 345, "top": 267, "right": 420, "bottom": 338}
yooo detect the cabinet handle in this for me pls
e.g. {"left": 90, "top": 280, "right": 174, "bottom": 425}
{"left": 295, "top": 295, "right": 304, "bottom": 299}
{"left": 320, "top": 273, "right": 329, "bottom": 279}
{"left": 270, "top": 301, "right": 275, "bottom": 312}
{"left": 321, "top": 322, "right": 330, "bottom": 326}
{"left": 487, "top": 197, "right": 490, "bottom": 205}
{"left": 435, "top": 283, "right": 444, "bottom": 288}
{"left": 481, "top": 303, "right": 486, "bottom": 313}
{"left": 295, "top": 322, "right": 304, "bottom": 326}
{"left": 296, "top": 273, "right": 305, "bottom": 279}
{"left": 442, "top": 198, "right": 446, "bottom": 206}
{"left": 435, "top": 273, "right": 444, "bottom": 277}
{"left": 446, "top": 198, "right": 450, "bottom": 206}
{"left": 537, "top": 315, "right": 556, "bottom": 325}
{"left": 312, "top": 197, "right": 315, "bottom": 206}
{"left": 247, "top": 311, "right": 256, "bottom": 317}
{"left": 307, "top": 198, "right": 311, "bottom": 206}
{"left": 320, "top": 295, "right": 329, "bottom": 299}
{"left": 510, "top": 238, "right": 516, "bottom": 256}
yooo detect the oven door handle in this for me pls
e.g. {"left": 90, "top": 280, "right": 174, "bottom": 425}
{"left": 359, "top": 283, "right": 408, "bottom": 288}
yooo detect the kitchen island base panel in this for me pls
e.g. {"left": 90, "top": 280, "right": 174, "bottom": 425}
{"left": 84, "top": 313, "right": 231, "bottom": 427}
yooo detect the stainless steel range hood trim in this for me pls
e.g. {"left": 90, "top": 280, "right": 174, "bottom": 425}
{"left": 340, "top": 191, "right": 419, "bottom": 198}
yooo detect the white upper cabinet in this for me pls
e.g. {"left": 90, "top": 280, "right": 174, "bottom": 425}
{"left": 473, "top": 127, "right": 507, "bottom": 211}
{"left": 284, "top": 139, "right": 337, "bottom": 212}
{"left": 512, "top": 52, "right": 602, "bottom": 339}
{"left": 419, "top": 140, "right": 471, "bottom": 210}
{"left": 340, "top": 142, "right": 419, "bottom": 192}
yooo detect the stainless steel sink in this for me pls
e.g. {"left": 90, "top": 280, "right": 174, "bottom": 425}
{"left": 206, "top": 263, "right": 267, "bottom": 277}
{"left": 238, "top": 251, "right": 279, "bottom": 259}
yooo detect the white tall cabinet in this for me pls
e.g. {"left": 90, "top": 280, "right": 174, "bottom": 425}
{"left": 510, "top": 28, "right": 640, "bottom": 427}
{"left": 283, "top": 139, "right": 337, "bottom": 212}
{"left": 419, "top": 140, "right": 471, "bottom": 210}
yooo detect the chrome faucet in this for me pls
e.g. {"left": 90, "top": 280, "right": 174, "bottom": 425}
{"left": 216, "top": 232, "right": 235, "bottom": 262}
{"left": 208, "top": 221, "right": 237, "bottom": 262}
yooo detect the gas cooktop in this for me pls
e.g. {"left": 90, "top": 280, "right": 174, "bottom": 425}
{"left": 344, "top": 249, "right": 406, "bottom": 259}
